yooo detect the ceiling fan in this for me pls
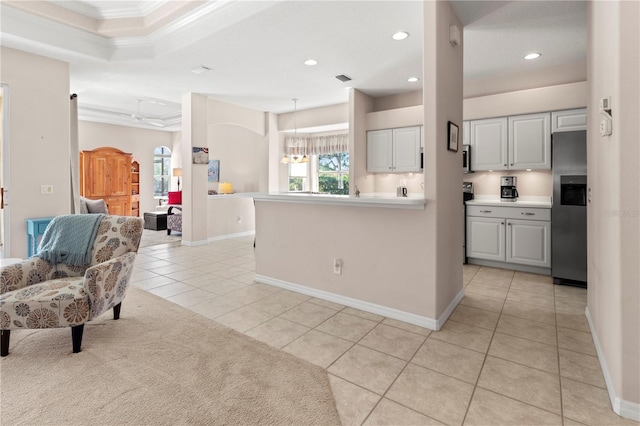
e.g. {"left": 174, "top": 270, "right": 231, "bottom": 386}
{"left": 123, "top": 99, "right": 166, "bottom": 128}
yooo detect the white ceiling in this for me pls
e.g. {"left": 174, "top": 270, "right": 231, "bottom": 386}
{"left": 0, "top": 0, "right": 586, "bottom": 132}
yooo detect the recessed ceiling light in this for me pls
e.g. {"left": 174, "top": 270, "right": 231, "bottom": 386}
{"left": 190, "top": 65, "right": 212, "bottom": 74}
{"left": 304, "top": 59, "right": 318, "bottom": 66}
{"left": 392, "top": 31, "right": 409, "bottom": 40}
{"left": 407, "top": 77, "right": 420, "bottom": 82}
{"left": 524, "top": 53, "right": 541, "bottom": 60}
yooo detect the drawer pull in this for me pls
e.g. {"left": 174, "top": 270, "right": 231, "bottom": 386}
{"left": 521, "top": 212, "right": 535, "bottom": 216}
{"left": 480, "top": 210, "right": 492, "bottom": 213}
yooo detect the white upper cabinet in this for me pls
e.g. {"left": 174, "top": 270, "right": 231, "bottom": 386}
{"left": 470, "top": 117, "right": 508, "bottom": 171}
{"left": 551, "top": 108, "right": 587, "bottom": 132}
{"left": 367, "top": 129, "right": 393, "bottom": 172}
{"left": 367, "top": 126, "right": 421, "bottom": 173}
{"left": 470, "top": 113, "right": 551, "bottom": 171}
{"left": 508, "top": 112, "right": 551, "bottom": 169}
{"left": 393, "top": 126, "right": 422, "bottom": 172}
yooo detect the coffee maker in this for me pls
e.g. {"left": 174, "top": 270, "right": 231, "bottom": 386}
{"left": 500, "top": 176, "right": 519, "bottom": 202}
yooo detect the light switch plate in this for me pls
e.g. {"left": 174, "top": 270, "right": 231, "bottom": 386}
{"left": 41, "top": 185, "right": 53, "bottom": 194}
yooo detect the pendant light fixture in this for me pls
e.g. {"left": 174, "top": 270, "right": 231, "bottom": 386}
{"left": 281, "top": 98, "right": 309, "bottom": 164}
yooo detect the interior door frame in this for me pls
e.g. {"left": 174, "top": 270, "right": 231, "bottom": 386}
{"left": 1, "top": 82, "right": 11, "bottom": 256}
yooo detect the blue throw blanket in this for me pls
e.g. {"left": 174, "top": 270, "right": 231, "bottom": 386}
{"left": 36, "top": 214, "right": 104, "bottom": 267}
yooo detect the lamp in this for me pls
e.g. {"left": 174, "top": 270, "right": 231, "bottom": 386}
{"left": 281, "top": 98, "right": 308, "bottom": 164}
{"left": 173, "top": 168, "right": 182, "bottom": 191}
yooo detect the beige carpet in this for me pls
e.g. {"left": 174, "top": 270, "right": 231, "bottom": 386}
{"left": 139, "top": 228, "right": 181, "bottom": 248}
{"left": 0, "top": 287, "right": 340, "bottom": 426}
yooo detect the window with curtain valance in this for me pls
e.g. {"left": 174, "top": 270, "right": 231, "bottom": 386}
{"left": 285, "top": 133, "right": 349, "bottom": 156}
{"left": 285, "top": 133, "right": 350, "bottom": 195}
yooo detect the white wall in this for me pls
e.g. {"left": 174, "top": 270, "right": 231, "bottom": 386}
{"left": 170, "top": 131, "right": 183, "bottom": 192}
{"left": 464, "top": 61, "right": 587, "bottom": 99}
{"left": 78, "top": 121, "right": 175, "bottom": 215}
{"left": 464, "top": 81, "right": 588, "bottom": 120}
{"left": 181, "top": 93, "right": 209, "bottom": 245}
{"left": 256, "top": 201, "right": 439, "bottom": 322}
{"left": 373, "top": 90, "right": 422, "bottom": 111}
{"left": 1, "top": 47, "right": 70, "bottom": 258}
{"left": 423, "top": 0, "right": 464, "bottom": 315}
{"left": 207, "top": 97, "right": 268, "bottom": 195}
{"left": 207, "top": 124, "right": 266, "bottom": 193}
{"left": 351, "top": 90, "right": 375, "bottom": 194}
{"left": 278, "top": 103, "right": 348, "bottom": 131}
{"left": 587, "top": 1, "right": 640, "bottom": 418}
{"left": 207, "top": 196, "right": 255, "bottom": 240}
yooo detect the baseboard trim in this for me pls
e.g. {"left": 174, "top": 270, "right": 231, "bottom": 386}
{"left": 436, "top": 288, "right": 465, "bottom": 329}
{"left": 255, "top": 274, "right": 464, "bottom": 331}
{"left": 586, "top": 307, "right": 640, "bottom": 422}
{"left": 181, "top": 239, "right": 208, "bottom": 247}
{"left": 467, "top": 258, "right": 550, "bottom": 275}
{"left": 208, "top": 231, "right": 255, "bottom": 242}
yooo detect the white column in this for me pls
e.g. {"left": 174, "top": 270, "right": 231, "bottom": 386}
{"left": 181, "top": 93, "right": 209, "bottom": 245}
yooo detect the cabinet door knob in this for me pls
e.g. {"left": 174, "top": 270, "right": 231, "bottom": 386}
{"left": 501, "top": 222, "right": 504, "bottom": 225}
{"left": 503, "top": 164, "right": 507, "bottom": 166}
{"left": 522, "top": 212, "right": 535, "bottom": 216}
{"left": 510, "top": 163, "right": 514, "bottom": 166}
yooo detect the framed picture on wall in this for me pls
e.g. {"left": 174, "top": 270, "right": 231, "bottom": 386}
{"left": 192, "top": 147, "right": 209, "bottom": 164}
{"left": 208, "top": 160, "right": 220, "bottom": 182}
{"left": 447, "top": 121, "right": 459, "bottom": 152}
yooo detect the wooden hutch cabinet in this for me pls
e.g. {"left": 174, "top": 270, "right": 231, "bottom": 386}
{"left": 131, "top": 160, "right": 140, "bottom": 217}
{"left": 80, "top": 147, "right": 135, "bottom": 216}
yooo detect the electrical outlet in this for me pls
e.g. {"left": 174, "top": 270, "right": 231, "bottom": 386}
{"left": 41, "top": 185, "right": 53, "bottom": 194}
{"left": 237, "top": 216, "right": 242, "bottom": 223}
{"left": 333, "top": 258, "right": 342, "bottom": 275}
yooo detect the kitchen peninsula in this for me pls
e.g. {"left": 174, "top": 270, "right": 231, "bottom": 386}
{"left": 251, "top": 191, "right": 462, "bottom": 330}
{"left": 251, "top": 192, "right": 426, "bottom": 209}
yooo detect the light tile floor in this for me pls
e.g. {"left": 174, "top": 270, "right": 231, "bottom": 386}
{"left": 132, "top": 232, "right": 638, "bottom": 426}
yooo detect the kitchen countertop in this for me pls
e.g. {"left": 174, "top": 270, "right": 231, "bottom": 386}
{"left": 466, "top": 196, "right": 552, "bottom": 208}
{"left": 249, "top": 192, "right": 426, "bottom": 210}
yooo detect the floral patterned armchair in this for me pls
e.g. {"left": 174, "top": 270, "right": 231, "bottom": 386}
{"left": 167, "top": 205, "right": 182, "bottom": 235}
{"left": 0, "top": 215, "right": 143, "bottom": 356}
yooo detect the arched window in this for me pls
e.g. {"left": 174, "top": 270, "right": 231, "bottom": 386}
{"left": 154, "top": 146, "right": 172, "bottom": 196}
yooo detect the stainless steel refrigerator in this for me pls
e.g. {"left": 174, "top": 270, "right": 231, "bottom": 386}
{"left": 552, "top": 130, "right": 587, "bottom": 287}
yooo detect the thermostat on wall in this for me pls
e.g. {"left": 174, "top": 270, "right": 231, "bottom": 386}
{"left": 599, "top": 96, "right": 612, "bottom": 137}
{"left": 599, "top": 117, "right": 612, "bottom": 137}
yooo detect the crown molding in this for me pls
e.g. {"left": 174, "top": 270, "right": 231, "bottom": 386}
{"left": 46, "top": 0, "right": 170, "bottom": 20}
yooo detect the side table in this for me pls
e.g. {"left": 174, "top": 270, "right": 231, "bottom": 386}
{"left": 26, "top": 217, "right": 54, "bottom": 257}
{"left": 143, "top": 211, "right": 168, "bottom": 231}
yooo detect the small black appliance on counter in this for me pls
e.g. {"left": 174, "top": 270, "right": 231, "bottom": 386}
{"left": 500, "top": 176, "right": 519, "bottom": 201}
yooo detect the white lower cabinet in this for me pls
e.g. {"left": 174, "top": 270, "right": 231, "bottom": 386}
{"left": 466, "top": 216, "right": 505, "bottom": 261}
{"left": 506, "top": 219, "right": 551, "bottom": 268}
{"left": 466, "top": 205, "right": 551, "bottom": 270}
